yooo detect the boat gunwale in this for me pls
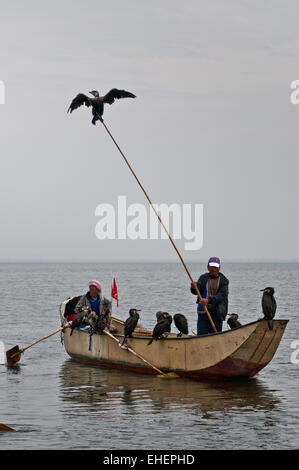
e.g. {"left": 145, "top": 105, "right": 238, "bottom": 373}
{"left": 60, "top": 297, "right": 289, "bottom": 341}
{"left": 70, "top": 318, "right": 289, "bottom": 341}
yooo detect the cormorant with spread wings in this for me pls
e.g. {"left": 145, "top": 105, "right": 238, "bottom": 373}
{"left": 67, "top": 88, "right": 136, "bottom": 125}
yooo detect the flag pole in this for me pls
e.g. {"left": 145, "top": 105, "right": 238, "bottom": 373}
{"left": 108, "top": 276, "right": 113, "bottom": 328}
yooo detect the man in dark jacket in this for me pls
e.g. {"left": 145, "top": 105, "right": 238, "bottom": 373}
{"left": 190, "top": 257, "right": 229, "bottom": 335}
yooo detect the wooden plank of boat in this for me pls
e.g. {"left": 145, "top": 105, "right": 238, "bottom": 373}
{"left": 181, "top": 319, "right": 289, "bottom": 379}
{"left": 60, "top": 300, "right": 288, "bottom": 379}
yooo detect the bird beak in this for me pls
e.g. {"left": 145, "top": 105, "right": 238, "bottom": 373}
{"left": 260, "top": 289, "right": 265, "bottom": 292}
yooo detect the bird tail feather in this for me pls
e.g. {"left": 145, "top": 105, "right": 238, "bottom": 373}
{"left": 268, "top": 319, "right": 273, "bottom": 330}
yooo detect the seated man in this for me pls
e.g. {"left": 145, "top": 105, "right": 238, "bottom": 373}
{"left": 75, "top": 280, "right": 112, "bottom": 324}
{"left": 190, "top": 257, "right": 229, "bottom": 335}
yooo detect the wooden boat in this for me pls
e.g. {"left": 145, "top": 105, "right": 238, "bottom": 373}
{"left": 60, "top": 299, "right": 288, "bottom": 380}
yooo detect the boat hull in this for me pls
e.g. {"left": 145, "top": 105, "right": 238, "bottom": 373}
{"left": 61, "top": 309, "right": 288, "bottom": 379}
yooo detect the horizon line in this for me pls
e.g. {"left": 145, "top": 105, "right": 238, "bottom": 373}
{"left": 0, "top": 259, "right": 298, "bottom": 264}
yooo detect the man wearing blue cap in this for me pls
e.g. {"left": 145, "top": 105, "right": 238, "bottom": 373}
{"left": 191, "top": 257, "right": 229, "bottom": 335}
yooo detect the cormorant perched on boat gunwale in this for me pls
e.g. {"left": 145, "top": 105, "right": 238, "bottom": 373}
{"left": 261, "top": 287, "right": 277, "bottom": 330}
{"left": 121, "top": 308, "right": 140, "bottom": 345}
{"left": 67, "top": 88, "right": 136, "bottom": 125}
{"left": 173, "top": 313, "right": 189, "bottom": 336}
{"left": 147, "top": 312, "right": 172, "bottom": 345}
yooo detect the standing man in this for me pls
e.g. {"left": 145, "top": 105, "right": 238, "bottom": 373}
{"left": 190, "top": 257, "right": 229, "bottom": 335}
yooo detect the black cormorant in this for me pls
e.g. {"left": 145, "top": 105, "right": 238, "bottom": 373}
{"left": 156, "top": 311, "right": 165, "bottom": 321}
{"left": 261, "top": 287, "right": 277, "bottom": 330}
{"left": 147, "top": 313, "right": 172, "bottom": 345}
{"left": 67, "top": 88, "right": 136, "bottom": 125}
{"left": 227, "top": 313, "right": 242, "bottom": 329}
{"left": 121, "top": 308, "right": 140, "bottom": 345}
{"left": 173, "top": 313, "right": 189, "bottom": 336}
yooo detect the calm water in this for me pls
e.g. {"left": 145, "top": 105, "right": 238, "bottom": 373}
{"left": 0, "top": 262, "right": 298, "bottom": 449}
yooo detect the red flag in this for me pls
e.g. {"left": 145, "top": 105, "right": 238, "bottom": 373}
{"left": 111, "top": 276, "right": 119, "bottom": 307}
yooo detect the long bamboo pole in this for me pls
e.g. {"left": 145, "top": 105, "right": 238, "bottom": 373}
{"left": 103, "top": 329, "right": 168, "bottom": 376}
{"left": 99, "top": 119, "right": 217, "bottom": 333}
{"left": 6, "top": 323, "right": 71, "bottom": 365}
{"left": 20, "top": 325, "right": 69, "bottom": 353}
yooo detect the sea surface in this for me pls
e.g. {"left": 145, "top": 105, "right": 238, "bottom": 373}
{"left": 0, "top": 262, "right": 298, "bottom": 450}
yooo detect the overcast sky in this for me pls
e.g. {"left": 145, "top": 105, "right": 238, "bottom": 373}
{"left": 0, "top": 0, "right": 298, "bottom": 262}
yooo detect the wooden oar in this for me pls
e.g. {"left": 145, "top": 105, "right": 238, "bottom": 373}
{"left": 103, "top": 330, "right": 178, "bottom": 378}
{"left": 99, "top": 118, "right": 217, "bottom": 333}
{"left": 6, "top": 323, "right": 70, "bottom": 366}
{"left": 0, "top": 423, "right": 15, "bottom": 432}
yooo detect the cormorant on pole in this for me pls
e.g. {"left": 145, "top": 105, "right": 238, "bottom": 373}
{"left": 260, "top": 287, "right": 277, "bottom": 330}
{"left": 67, "top": 88, "right": 136, "bottom": 125}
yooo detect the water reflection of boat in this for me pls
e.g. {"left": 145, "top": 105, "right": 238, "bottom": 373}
{"left": 59, "top": 360, "right": 281, "bottom": 415}
{"left": 60, "top": 299, "right": 288, "bottom": 380}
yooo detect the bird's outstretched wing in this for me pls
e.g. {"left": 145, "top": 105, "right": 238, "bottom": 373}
{"left": 67, "top": 93, "right": 92, "bottom": 113}
{"left": 102, "top": 88, "right": 136, "bottom": 105}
